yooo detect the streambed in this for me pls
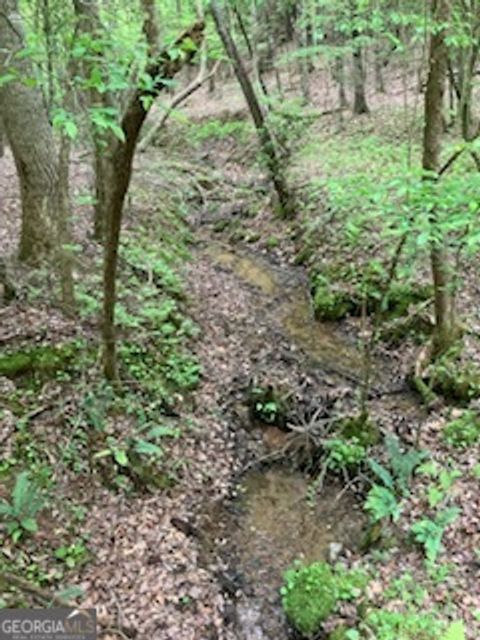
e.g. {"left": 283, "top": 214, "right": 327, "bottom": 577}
{"left": 198, "top": 242, "right": 421, "bottom": 639}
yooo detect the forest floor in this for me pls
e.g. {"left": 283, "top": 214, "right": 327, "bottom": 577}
{"left": 1, "top": 63, "right": 480, "bottom": 640}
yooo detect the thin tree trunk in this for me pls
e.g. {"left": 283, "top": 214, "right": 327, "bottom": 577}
{"left": 210, "top": 0, "right": 294, "bottom": 218}
{"left": 56, "top": 135, "right": 76, "bottom": 312}
{"left": 374, "top": 46, "right": 386, "bottom": 93}
{"left": 296, "top": 3, "right": 311, "bottom": 104}
{"left": 422, "top": 0, "right": 455, "bottom": 355}
{"left": 352, "top": 35, "right": 369, "bottom": 115}
{"left": 333, "top": 56, "right": 348, "bottom": 109}
{"left": 72, "top": 0, "right": 111, "bottom": 241}
{"left": 459, "top": 46, "right": 477, "bottom": 140}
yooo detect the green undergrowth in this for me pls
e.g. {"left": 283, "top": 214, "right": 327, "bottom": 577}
{"left": 428, "top": 346, "right": 480, "bottom": 402}
{"left": 311, "top": 264, "right": 432, "bottom": 324}
{"left": 443, "top": 410, "right": 480, "bottom": 447}
{"left": 189, "top": 116, "right": 253, "bottom": 145}
{"left": 0, "top": 198, "right": 201, "bottom": 602}
{"left": 282, "top": 559, "right": 460, "bottom": 640}
{"left": 292, "top": 112, "right": 480, "bottom": 355}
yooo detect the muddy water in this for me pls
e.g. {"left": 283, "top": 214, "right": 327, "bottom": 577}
{"left": 209, "top": 245, "right": 364, "bottom": 379}
{"left": 203, "top": 245, "right": 384, "bottom": 639}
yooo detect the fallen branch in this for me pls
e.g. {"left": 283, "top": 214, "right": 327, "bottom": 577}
{"left": 138, "top": 60, "right": 220, "bottom": 152}
{"left": 0, "top": 572, "right": 73, "bottom": 607}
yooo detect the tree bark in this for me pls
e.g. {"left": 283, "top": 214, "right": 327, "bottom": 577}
{"left": 422, "top": 0, "right": 455, "bottom": 355}
{"left": 333, "top": 56, "right": 348, "bottom": 109}
{"left": 0, "top": 0, "right": 60, "bottom": 263}
{"left": 101, "top": 17, "right": 205, "bottom": 380}
{"left": 210, "top": 0, "right": 294, "bottom": 218}
{"left": 72, "top": 0, "right": 111, "bottom": 241}
{"left": 0, "top": 117, "right": 5, "bottom": 158}
{"left": 352, "top": 34, "right": 369, "bottom": 115}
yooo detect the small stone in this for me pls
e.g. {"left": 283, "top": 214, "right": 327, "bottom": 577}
{"left": 0, "top": 376, "right": 16, "bottom": 395}
{"left": 327, "top": 542, "right": 343, "bottom": 564}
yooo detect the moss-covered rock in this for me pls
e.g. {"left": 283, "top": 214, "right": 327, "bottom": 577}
{"left": 281, "top": 562, "right": 337, "bottom": 637}
{"left": 282, "top": 562, "right": 369, "bottom": 638}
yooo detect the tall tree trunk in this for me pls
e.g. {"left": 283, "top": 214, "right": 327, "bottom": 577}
{"left": 0, "top": 0, "right": 58, "bottom": 263}
{"left": 458, "top": 46, "right": 477, "bottom": 140}
{"left": 296, "top": 2, "right": 311, "bottom": 104}
{"left": 352, "top": 34, "right": 369, "bottom": 115}
{"left": 422, "top": 0, "right": 455, "bottom": 355}
{"left": 211, "top": 0, "right": 294, "bottom": 218}
{"left": 56, "top": 135, "right": 76, "bottom": 312}
{"left": 73, "top": 0, "right": 111, "bottom": 241}
{"left": 374, "top": 46, "right": 386, "bottom": 93}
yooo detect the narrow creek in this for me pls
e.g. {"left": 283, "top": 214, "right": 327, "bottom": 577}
{"left": 198, "top": 242, "right": 422, "bottom": 640}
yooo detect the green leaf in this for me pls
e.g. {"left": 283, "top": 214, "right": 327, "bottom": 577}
{"left": 12, "top": 528, "right": 23, "bottom": 543}
{"left": 113, "top": 449, "right": 129, "bottom": 467}
{"left": 427, "top": 485, "right": 444, "bottom": 508}
{"left": 441, "top": 621, "right": 465, "bottom": 640}
{"left": 64, "top": 121, "right": 78, "bottom": 140}
{"left": 147, "top": 425, "right": 181, "bottom": 439}
{"left": 133, "top": 440, "right": 163, "bottom": 457}
{"left": 0, "top": 500, "right": 13, "bottom": 516}
{"left": 20, "top": 517, "right": 38, "bottom": 533}
{"left": 367, "top": 458, "right": 394, "bottom": 489}
{"left": 92, "top": 449, "right": 112, "bottom": 459}
{"left": 364, "top": 486, "right": 401, "bottom": 522}
{"left": 12, "top": 472, "right": 31, "bottom": 514}
{"left": 0, "top": 72, "right": 16, "bottom": 87}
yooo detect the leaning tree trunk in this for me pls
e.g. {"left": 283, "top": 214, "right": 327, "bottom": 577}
{"left": 100, "top": 15, "right": 205, "bottom": 380}
{"left": 0, "top": 0, "right": 59, "bottom": 263}
{"left": 211, "top": 0, "right": 294, "bottom": 218}
{"left": 422, "top": 0, "right": 456, "bottom": 355}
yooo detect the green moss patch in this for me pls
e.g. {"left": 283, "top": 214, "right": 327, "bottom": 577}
{"left": 0, "top": 344, "right": 78, "bottom": 378}
{"left": 281, "top": 561, "right": 369, "bottom": 638}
